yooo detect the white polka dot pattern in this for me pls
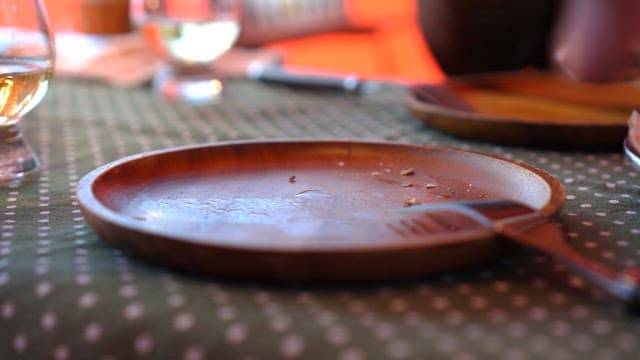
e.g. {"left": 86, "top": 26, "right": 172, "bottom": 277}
{"left": 0, "top": 79, "right": 638, "bottom": 359}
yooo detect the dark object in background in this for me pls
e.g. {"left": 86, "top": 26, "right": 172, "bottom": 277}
{"left": 81, "top": 0, "right": 132, "bottom": 34}
{"left": 416, "top": 0, "right": 560, "bottom": 75}
{"left": 550, "top": 0, "right": 640, "bottom": 82}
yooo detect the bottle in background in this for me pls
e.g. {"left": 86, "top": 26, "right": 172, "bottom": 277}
{"left": 81, "top": 0, "right": 131, "bottom": 34}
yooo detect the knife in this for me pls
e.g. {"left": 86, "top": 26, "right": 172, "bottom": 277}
{"left": 246, "top": 62, "right": 382, "bottom": 95}
{"left": 397, "top": 199, "right": 640, "bottom": 312}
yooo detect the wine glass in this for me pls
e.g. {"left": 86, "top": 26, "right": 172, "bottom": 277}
{"left": 140, "top": 0, "right": 241, "bottom": 104}
{"left": 0, "top": 0, "right": 54, "bottom": 185}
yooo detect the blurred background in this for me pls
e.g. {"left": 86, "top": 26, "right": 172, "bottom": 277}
{"left": 44, "top": 0, "right": 445, "bottom": 86}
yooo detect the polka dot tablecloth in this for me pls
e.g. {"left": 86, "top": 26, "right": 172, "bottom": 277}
{"left": 1, "top": 78, "right": 639, "bottom": 359}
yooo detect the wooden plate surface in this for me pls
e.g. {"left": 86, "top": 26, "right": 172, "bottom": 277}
{"left": 77, "top": 140, "right": 564, "bottom": 281}
{"left": 407, "top": 70, "right": 638, "bottom": 149}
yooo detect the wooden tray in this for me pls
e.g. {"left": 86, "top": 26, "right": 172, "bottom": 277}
{"left": 407, "top": 71, "right": 637, "bottom": 149}
{"left": 77, "top": 140, "right": 565, "bottom": 281}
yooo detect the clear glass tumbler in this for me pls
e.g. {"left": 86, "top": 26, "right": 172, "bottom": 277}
{"left": 140, "top": 0, "right": 241, "bottom": 104}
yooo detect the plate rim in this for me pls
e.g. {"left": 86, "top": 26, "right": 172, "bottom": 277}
{"left": 407, "top": 87, "right": 629, "bottom": 128}
{"left": 77, "top": 139, "right": 565, "bottom": 254}
{"left": 406, "top": 72, "right": 630, "bottom": 149}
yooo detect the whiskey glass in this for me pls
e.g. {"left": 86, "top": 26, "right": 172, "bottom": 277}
{"left": 0, "top": 0, "right": 55, "bottom": 185}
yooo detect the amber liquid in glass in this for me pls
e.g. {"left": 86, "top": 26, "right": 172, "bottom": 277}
{"left": 0, "top": 59, "right": 52, "bottom": 126}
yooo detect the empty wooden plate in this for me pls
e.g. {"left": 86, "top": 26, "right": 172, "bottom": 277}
{"left": 408, "top": 70, "right": 637, "bottom": 149}
{"left": 77, "top": 140, "right": 564, "bottom": 281}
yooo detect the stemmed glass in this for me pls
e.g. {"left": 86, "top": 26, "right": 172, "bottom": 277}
{"left": 0, "top": 0, "right": 54, "bottom": 185}
{"left": 140, "top": 0, "right": 241, "bottom": 104}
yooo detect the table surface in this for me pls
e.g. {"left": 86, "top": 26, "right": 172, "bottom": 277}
{"left": 1, "top": 78, "right": 639, "bottom": 359}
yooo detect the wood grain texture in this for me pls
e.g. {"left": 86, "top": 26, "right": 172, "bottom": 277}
{"left": 77, "top": 140, "right": 564, "bottom": 281}
{"left": 408, "top": 70, "right": 636, "bottom": 149}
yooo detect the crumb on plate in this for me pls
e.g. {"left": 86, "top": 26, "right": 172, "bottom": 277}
{"left": 400, "top": 168, "right": 415, "bottom": 176}
{"left": 404, "top": 197, "right": 419, "bottom": 207}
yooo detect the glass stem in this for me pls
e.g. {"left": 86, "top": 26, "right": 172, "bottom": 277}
{"left": 0, "top": 123, "right": 39, "bottom": 185}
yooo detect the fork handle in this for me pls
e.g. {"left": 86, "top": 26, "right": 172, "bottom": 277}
{"left": 553, "top": 245, "right": 640, "bottom": 309}
{"left": 499, "top": 223, "right": 640, "bottom": 313}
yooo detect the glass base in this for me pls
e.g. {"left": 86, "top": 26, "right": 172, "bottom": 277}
{"left": 0, "top": 124, "right": 39, "bottom": 186}
{"left": 152, "top": 65, "right": 224, "bottom": 105}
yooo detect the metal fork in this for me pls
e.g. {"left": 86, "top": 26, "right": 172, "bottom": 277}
{"left": 397, "top": 199, "right": 640, "bottom": 312}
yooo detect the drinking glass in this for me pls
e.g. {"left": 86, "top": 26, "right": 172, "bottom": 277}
{"left": 140, "top": 0, "right": 241, "bottom": 104}
{"left": 0, "top": 0, "right": 55, "bottom": 185}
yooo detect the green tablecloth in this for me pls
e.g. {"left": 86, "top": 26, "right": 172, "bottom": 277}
{"left": 1, "top": 78, "right": 639, "bottom": 359}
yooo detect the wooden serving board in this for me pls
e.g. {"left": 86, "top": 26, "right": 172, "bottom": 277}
{"left": 77, "top": 140, "right": 564, "bottom": 281}
{"left": 407, "top": 70, "right": 638, "bottom": 149}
